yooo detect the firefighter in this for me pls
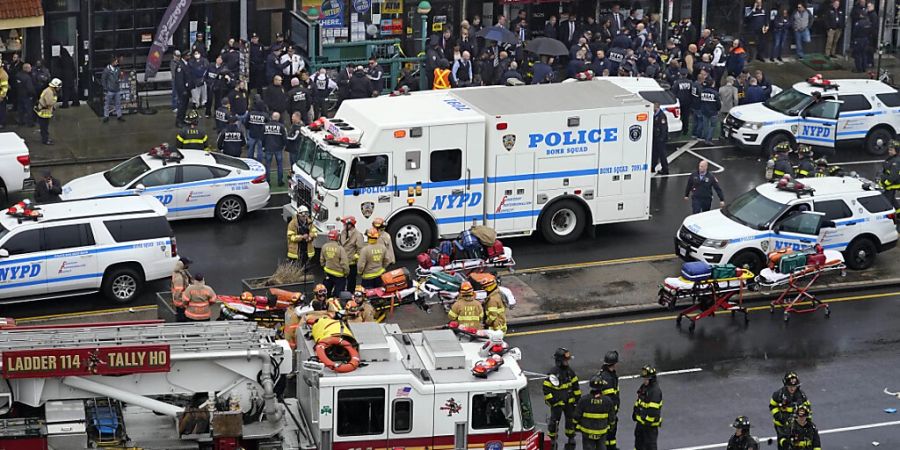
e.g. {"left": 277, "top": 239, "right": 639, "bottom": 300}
{"left": 327, "top": 291, "right": 351, "bottom": 318}
{"left": 633, "top": 365, "right": 662, "bottom": 450}
{"left": 795, "top": 145, "right": 815, "bottom": 178}
{"left": 310, "top": 283, "right": 328, "bottom": 311}
{"left": 769, "top": 142, "right": 794, "bottom": 180}
{"left": 286, "top": 206, "right": 316, "bottom": 267}
{"left": 770, "top": 372, "right": 811, "bottom": 450}
{"left": 727, "top": 416, "right": 759, "bottom": 450}
{"left": 170, "top": 256, "right": 192, "bottom": 322}
{"left": 340, "top": 216, "right": 365, "bottom": 291}
{"left": 36, "top": 78, "right": 61, "bottom": 145}
{"left": 598, "top": 351, "right": 621, "bottom": 450}
{"left": 573, "top": 375, "right": 614, "bottom": 450}
{"left": 480, "top": 274, "right": 507, "bottom": 333}
{"left": 349, "top": 286, "right": 377, "bottom": 322}
{"left": 813, "top": 158, "right": 829, "bottom": 177}
{"left": 543, "top": 348, "right": 581, "bottom": 450}
{"left": 447, "top": 281, "right": 483, "bottom": 329}
{"left": 781, "top": 406, "right": 820, "bottom": 450}
{"left": 372, "top": 217, "right": 395, "bottom": 267}
{"left": 320, "top": 229, "right": 349, "bottom": 297}
{"left": 881, "top": 141, "right": 900, "bottom": 211}
{"left": 357, "top": 228, "right": 388, "bottom": 288}
{"left": 176, "top": 109, "right": 209, "bottom": 150}
{"left": 181, "top": 273, "right": 218, "bottom": 322}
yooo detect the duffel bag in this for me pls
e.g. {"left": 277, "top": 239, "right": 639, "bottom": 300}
{"left": 681, "top": 261, "right": 712, "bottom": 281}
{"left": 438, "top": 253, "right": 451, "bottom": 267}
{"left": 806, "top": 253, "right": 826, "bottom": 268}
{"left": 417, "top": 253, "right": 433, "bottom": 269}
{"left": 711, "top": 263, "right": 737, "bottom": 279}
{"left": 469, "top": 272, "right": 497, "bottom": 291}
{"left": 767, "top": 248, "right": 793, "bottom": 269}
{"left": 381, "top": 268, "right": 411, "bottom": 293}
{"left": 428, "top": 271, "right": 463, "bottom": 291}
{"left": 460, "top": 230, "right": 481, "bottom": 252}
{"left": 778, "top": 253, "right": 807, "bottom": 273}
{"left": 470, "top": 225, "right": 497, "bottom": 246}
{"left": 485, "top": 239, "right": 505, "bottom": 258}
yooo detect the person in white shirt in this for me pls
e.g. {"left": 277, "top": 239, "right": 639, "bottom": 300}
{"left": 281, "top": 46, "right": 304, "bottom": 78}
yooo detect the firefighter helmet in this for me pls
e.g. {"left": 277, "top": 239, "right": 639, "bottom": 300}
{"left": 298, "top": 205, "right": 309, "bottom": 215}
{"left": 640, "top": 365, "right": 658, "bottom": 379}
{"left": 774, "top": 141, "right": 792, "bottom": 153}
{"left": 341, "top": 216, "right": 357, "bottom": 226}
{"left": 589, "top": 374, "right": 608, "bottom": 391}
{"left": 184, "top": 109, "right": 200, "bottom": 125}
{"left": 327, "top": 229, "right": 339, "bottom": 241}
{"left": 732, "top": 415, "right": 752, "bottom": 430}
{"left": 345, "top": 299, "right": 360, "bottom": 313}
{"left": 891, "top": 139, "right": 900, "bottom": 150}
{"left": 603, "top": 351, "right": 620, "bottom": 365}
{"left": 815, "top": 157, "right": 829, "bottom": 167}
{"left": 795, "top": 405, "right": 810, "bottom": 418}
{"left": 314, "top": 284, "right": 327, "bottom": 296}
{"left": 372, "top": 217, "right": 386, "bottom": 228}
{"left": 797, "top": 144, "right": 812, "bottom": 156}
{"left": 553, "top": 347, "right": 572, "bottom": 362}
{"left": 366, "top": 228, "right": 380, "bottom": 240}
{"left": 458, "top": 281, "right": 474, "bottom": 297}
{"left": 783, "top": 372, "right": 801, "bottom": 387}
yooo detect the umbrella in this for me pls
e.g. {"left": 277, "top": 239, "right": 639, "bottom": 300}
{"left": 476, "top": 26, "right": 520, "bottom": 45}
{"left": 524, "top": 37, "right": 568, "bottom": 56}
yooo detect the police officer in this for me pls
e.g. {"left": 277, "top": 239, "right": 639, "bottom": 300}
{"left": 781, "top": 406, "right": 821, "bottom": 450}
{"left": 372, "top": 217, "right": 395, "bottom": 267}
{"left": 248, "top": 33, "right": 266, "bottom": 92}
{"left": 480, "top": 274, "right": 507, "bottom": 333}
{"left": 699, "top": 79, "right": 721, "bottom": 145}
{"left": 770, "top": 372, "right": 811, "bottom": 450}
{"left": 881, "top": 141, "right": 900, "bottom": 210}
{"left": 671, "top": 69, "right": 694, "bottom": 136}
{"left": 633, "top": 365, "right": 662, "bottom": 450}
{"left": 245, "top": 95, "right": 269, "bottom": 161}
{"left": 181, "top": 273, "right": 217, "bottom": 322}
{"left": 173, "top": 50, "right": 192, "bottom": 127}
{"left": 217, "top": 114, "right": 246, "bottom": 157}
{"left": 651, "top": 103, "right": 669, "bottom": 175}
{"left": 310, "top": 67, "right": 335, "bottom": 120}
{"left": 684, "top": 160, "right": 725, "bottom": 213}
{"left": 543, "top": 348, "right": 581, "bottom": 450}
{"left": 340, "top": 216, "right": 365, "bottom": 291}
{"left": 447, "top": 281, "right": 483, "bottom": 329}
{"left": 262, "top": 111, "right": 287, "bottom": 186}
{"left": 286, "top": 76, "right": 310, "bottom": 124}
{"left": 574, "top": 375, "right": 615, "bottom": 450}
{"left": 170, "top": 256, "right": 192, "bottom": 322}
{"left": 287, "top": 206, "right": 316, "bottom": 267}
{"left": 358, "top": 228, "right": 388, "bottom": 288}
{"left": 598, "top": 351, "right": 620, "bottom": 450}
{"left": 769, "top": 142, "right": 795, "bottom": 180}
{"left": 320, "top": 229, "right": 349, "bottom": 297}
{"left": 795, "top": 144, "right": 815, "bottom": 178}
{"left": 214, "top": 96, "right": 230, "bottom": 132}
{"left": 175, "top": 109, "right": 208, "bottom": 150}
{"left": 727, "top": 416, "right": 759, "bottom": 450}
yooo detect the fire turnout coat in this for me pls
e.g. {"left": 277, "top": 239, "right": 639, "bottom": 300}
{"left": 543, "top": 365, "right": 581, "bottom": 407}
{"left": 770, "top": 387, "right": 811, "bottom": 429}
{"left": 447, "top": 296, "right": 483, "bottom": 329}
{"left": 573, "top": 394, "right": 614, "bottom": 439}
{"left": 633, "top": 380, "right": 662, "bottom": 428}
{"left": 0, "top": 67, "right": 8, "bottom": 100}
{"left": 36, "top": 87, "right": 57, "bottom": 119}
{"left": 483, "top": 288, "right": 507, "bottom": 332}
{"left": 780, "top": 419, "right": 821, "bottom": 450}
{"left": 357, "top": 242, "right": 388, "bottom": 279}
{"left": 340, "top": 228, "right": 364, "bottom": 264}
{"left": 170, "top": 261, "right": 190, "bottom": 307}
{"left": 181, "top": 281, "right": 218, "bottom": 320}
{"left": 286, "top": 215, "right": 316, "bottom": 260}
{"left": 598, "top": 366, "right": 620, "bottom": 413}
{"left": 377, "top": 231, "right": 396, "bottom": 267}
{"left": 320, "top": 241, "right": 349, "bottom": 277}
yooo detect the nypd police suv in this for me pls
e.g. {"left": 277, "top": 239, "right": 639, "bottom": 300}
{"left": 61, "top": 148, "right": 270, "bottom": 222}
{"left": 0, "top": 196, "right": 177, "bottom": 304}
{"left": 676, "top": 176, "right": 897, "bottom": 272}
{"left": 723, "top": 77, "right": 900, "bottom": 156}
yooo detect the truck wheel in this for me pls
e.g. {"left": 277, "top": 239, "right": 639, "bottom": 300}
{"left": 729, "top": 250, "right": 764, "bottom": 275}
{"left": 102, "top": 266, "right": 143, "bottom": 304}
{"left": 540, "top": 200, "right": 586, "bottom": 244}
{"left": 764, "top": 133, "right": 792, "bottom": 157}
{"left": 865, "top": 128, "right": 893, "bottom": 156}
{"left": 216, "top": 196, "right": 246, "bottom": 223}
{"left": 387, "top": 214, "right": 433, "bottom": 260}
{"left": 844, "top": 237, "right": 877, "bottom": 270}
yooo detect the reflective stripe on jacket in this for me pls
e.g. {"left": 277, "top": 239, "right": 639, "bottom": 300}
{"left": 483, "top": 289, "right": 507, "bottom": 332}
{"left": 633, "top": 381, "right": 662, "bottom": 427}
{"left": 320, "top": 241, "right": 349, "bottom": 277}
{"left": 37, "top": 87, "right": 57, "bottom": 118}
{"left": 574, "top": 395, "right": 613, "bottom": 438}
{"left": 542, "top": 366, "right": 582, "bottom": 406}
{"left": 182, "top": 283, "right": 217, "bottom": 320}
{"left": 358, "top": 243, "right": 388, "bottom": 279}
{"left": 447, "top": 297, "right": 483, "bottom": 329}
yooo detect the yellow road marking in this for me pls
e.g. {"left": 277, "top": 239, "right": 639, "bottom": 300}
{"left": 506, "top": 291, "right": 900, "bottom": 337}
{"left": 16, "top": 305, "right": 158, "bottom": 324}
{"left": 515, "top": 253, "right": 675, "bottom": 274}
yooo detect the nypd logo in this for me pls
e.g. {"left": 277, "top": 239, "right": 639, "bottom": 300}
{"left": 528, "top": 128, "right": 618, "bottom": 156}
{"left": 431, "top": 192, "right": 482, "bottom": 210}
{"left": 629, "top": 125, "right": 642, "bottom": 142}
{"left": 0, "top": 263, "right": 41, "bottom": 282}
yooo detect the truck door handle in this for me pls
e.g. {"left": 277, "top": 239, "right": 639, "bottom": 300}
{"left": 865, "top": 113, "right": 875, "bottom": 116}
{"left": 451, "top": 189, "right": 464, "bottom": 195}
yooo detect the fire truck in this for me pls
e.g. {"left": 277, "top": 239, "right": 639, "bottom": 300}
{"left": 283, "top": 81, "right": 654, "bottom": 259}
{"left": 0, "top": 319, "right": 538, "bottom": 450}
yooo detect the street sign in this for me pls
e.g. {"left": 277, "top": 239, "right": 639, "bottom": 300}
{"left": 2, "top": 344, "right": 171, "bottom": 379}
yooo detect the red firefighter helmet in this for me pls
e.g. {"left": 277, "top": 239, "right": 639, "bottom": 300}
{"left": 327, "top": 230, "right": 340, "bottom": 241}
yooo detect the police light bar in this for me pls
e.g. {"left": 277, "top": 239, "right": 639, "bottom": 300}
{"left": 148, "top": 144, "right": 183, "bottom": 163}
{"left": 472, "top": 354, "right": 504, "bottom": 378}
{"left": 776, "top": 176, "right": 815, "bottom": 196}
{"left": 6, "top": 200, "right": 42, "bottom": 221}
{"left": 807, "top": 74, "right": 838, "bottom": 90}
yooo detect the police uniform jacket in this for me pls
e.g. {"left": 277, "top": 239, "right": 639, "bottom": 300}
{"left": 653, "top": 110, "right": 668, "bottom": 144}
{"left": 574, "top": 394, "right": 614, "bottom": 439}
{"left": 700, "top": 85, "right": 721, "bottom": 117}
{"left": 246, "top": 108, "right": 268, "bottom": 140}
{"left": 263, "top": 84, "right": 288, "bottom": 113}
{"left": 685, "top": 171, "right": 725, "bottom": 201}
{"left": 214, "top": 105, "right": 229, "bottom": 130}
{"left": 217, "top": 123, "right": 246, "bottom": 157}
{"left": 770, "top": 387, "right": 811, "bottom": 429}
{"left": 262, "top": 120, "right": 287, "bottom": 153}
{"left": 172, "top": 60, "right": 190, "bottom": 96}
{"left": 287, "top": 85, "right": 309, "bottom": 115}
{"left": 227, "top": 90, "right": 248, "bottom": 115}
{"left": 672, "top": 78, "right": 694, "bottom": 109}
{"left": 632, "top": 380, "right": 662, "bottom": 428}
{"left": 542, "top": 365, "right": 582, "bottom": 407}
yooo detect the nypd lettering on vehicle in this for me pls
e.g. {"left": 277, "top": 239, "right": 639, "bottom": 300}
{"left": 432, "top": 192, "right": 483, "bottom": 210}
{"left": 529, "top": 128, "right": 618, "bottom": 156}
{"left": 800, "top": 125, "right": 832, "bottom": 138}
{"left": 0, "top": 264, "right": 41, "bottom": 282}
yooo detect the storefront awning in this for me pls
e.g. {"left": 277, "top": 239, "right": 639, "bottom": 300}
{"left": 0, "top": 0, "right": 45, "bottom": 31}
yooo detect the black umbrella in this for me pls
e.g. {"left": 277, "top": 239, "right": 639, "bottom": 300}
{"left": 524, "top": 37, "right": 569, "bottom": 56}
{"left": 476, "top": 26, "right": 520, "bottom": 45}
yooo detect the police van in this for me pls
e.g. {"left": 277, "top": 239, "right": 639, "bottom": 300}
{"left": 723, "top": 77, "right": 900, "bottom": 156}
{"left": 675, "top": 177, "right": 897, "bottom": 272}
{"left": 283, "top": 81, "right": 654, "bottom": 258}
{"left": 0, "top": 196, "right": 178, "bottom": 304}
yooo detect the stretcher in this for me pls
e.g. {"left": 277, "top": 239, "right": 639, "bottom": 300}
{"left": 658, "top": 269, "right": 755, "bottom": 333}
{"left": 414, "top": 246, "right": 516, "bottom": 278}
{"left": 756, "top": 249, "right": 845, "bottom": 322}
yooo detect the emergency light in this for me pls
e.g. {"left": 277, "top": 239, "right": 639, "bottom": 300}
{"left": 472, "top": 354, "right": 504, "bottom": 378}
{"left": 6, "top": 200, "right": 41, "bottom": 221}
{"left": 148, "top": 144, "right": 183, "bottom": 163}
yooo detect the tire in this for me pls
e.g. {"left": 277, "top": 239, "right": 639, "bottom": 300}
{"left": 215, "top": 196, "right": 246, "bottom": 223}
{"left": 764, "top": 133, "right": 793, "bottom": 157}
{"left": 540, "top": 199, "right": 586, "bottom": 244}
{"left": 729, "top": 250, "right": 765, "bottom": 275}
{"left": 387, "top": 214, "right": 433, "bottom": 260}
{"left": 843, "top": 237, "right": 877, "bottom": 270}
{"left": 102, "top": 266, "right": 143, "bottom": 304}
{"left": 864, "top": 128, "right": 893, "bottom": 156}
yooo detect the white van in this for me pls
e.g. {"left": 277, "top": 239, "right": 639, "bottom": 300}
{"left": 564, "top": 76, "right": 683, "bottom": 134}
{"left": 675, "top": 176, "right": 897, "bottom": 272}
{"left": 0, "top": 196, "right": 178, "bottom": 304}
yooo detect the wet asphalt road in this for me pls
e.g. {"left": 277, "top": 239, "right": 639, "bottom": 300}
{"left": 0, "top": 142, "right": 885, "bottom": 319}
{"left": 509, "top": 286, "right": 900, "bottom": 449}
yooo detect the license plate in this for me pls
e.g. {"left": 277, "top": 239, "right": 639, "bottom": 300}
{"left": 723, "top": 128, "right": 731, "bottom": 138}
{"left": 678, "top": 246, "right": 688, "bottom": 257}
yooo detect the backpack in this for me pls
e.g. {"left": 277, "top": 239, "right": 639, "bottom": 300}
{"left": 485, "top": 240, "right": 505, "bottom": 258}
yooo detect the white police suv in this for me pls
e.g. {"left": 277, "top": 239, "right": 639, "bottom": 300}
{"left": 675, "top": 176, "right": 897, "bottom": 272}
{"left": 61, "top": 149, "right": 270, "bottom": 222}
{"left": 723, "top": 77, "right": 900, "bottom": 156}
{"left": 0, "top": 196, "right": 177, "bottom": 304}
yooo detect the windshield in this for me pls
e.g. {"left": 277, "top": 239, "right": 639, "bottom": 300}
{"left": 104, "top": 156, "right": 151, "bottom": 188}
{"left": 296, "top": 135, "right": 316, "bottom": 174}
{"left": 310, "top": 147, "right": 346, "bottom": 190}
{"left": 519, "top": 387, "right": 534, "bottom": 429}
{"left": 764, "top": 88, "right": 812, "bottom": 115}
{"left": 722, "top": 189, "right": 786, "bottom": 230}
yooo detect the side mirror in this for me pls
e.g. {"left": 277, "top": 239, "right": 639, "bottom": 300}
{"left": 134, "top": 183, "right": 146, "bottom": 194}
{"left": 316, "top": 176, "right": 325, "bottom": 188}
{"left": 822, "top": 220, "right": 836, "bottom": 229}
{"left": 0, "top": 249, "right": 8, "bottom": 258}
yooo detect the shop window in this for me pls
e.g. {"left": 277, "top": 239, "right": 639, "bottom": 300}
{"left": 337, "top": 388, "right": 385, "bottom": 436}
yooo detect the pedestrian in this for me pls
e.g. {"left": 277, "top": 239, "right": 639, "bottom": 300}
{"left": 173, "top": 51, "right": 191, "bottom": 127}
{"left": 310, "top": 67, "right": 335, "bottom": 120}
{"left": 287, "top": 206, "right": 316, "bottom": 267}
{"left": 221, "top": 39, "right": 240, "bottom": 75}
{"left": 851, "top": 7, "right": 872, "bottom": 72}
{"left": 651, "top": 103, "right": 669, "bottom": 175}
{"left": 36, "top": 78, "right": 61, "bottom": 146}
{"left": 502, "top": 61, "right": 525, "bottom": 85}
{"left": 433, "top": 59, "right": 452, "bottom": 90}
{"left": 770, "top": 372, "right": 811, "bottom": 450}
{"left": 824, "top": 0, "right": 845, "bottom": 58}
{"left": 181, "top": 273, "right": 217, "bottom": 322}
{"left": 349, "top": 65, "right": 372, "bottom": 99}
{"left": 880, "top": 141, "right": 900, "bottom": 211}
{"left": 366, "top": 57, "right": 384, "bottom": 95}
{"left": 754, "top": 70, "right": 773, "bottom": 100}
{"left": 101, "top": 55, "right": 124, "bottom": 123}
{"left": 372, "top": 217, "right": 395, "bottom": 268}
{"left": 710, "top": 37, "right": 726, "bottom": 87}
{"left": 770, "top": 9, "right": 791, "bottom": 62}
{"left": 865, "top": 2, "right": 878, "bottom": 69}
{"left": 286, "top": 111, "right": 303, "bottom": 167}
{"left": 599, "top": 351, "right": 621, "bottom": 450}
{"left": 726, "top": 416, "right": 759, "bottom": 450}
{"left": 357, "top": 228, "right": 388, "bottom": 288}
{"left": 170, "top": 256, "right": 192, "bottom": 322}
{"left": 286, "top": 77, "right": 309, "bottom": 124}
{"left": 544, "top": 15, "right": 559, "bottom": 40}
{"left": 532, "top": 56, "right": 554, "bottom": 85}
{"left": 719, "top": 76, "right": 739, "bottom": 133}
{"left": 744, "top": 77, "right": 766, "bottom": 104}
{"left": 447, "top": 281, "right": 483, "bottom": 329}
{"left": 725, "top": 39, "right": 746, "bottom": 78}
{"left": 15, "top": 63, "right": 35, "bottom": 127}
{"left": 245, "top": 96, "right": 268, "bottom": 161}
{"left": 339, "top": 216, "right": 364, "bottom": 290}
{"left": 477, "top": 273, "right": 507, "bottom": 332}
{"left": 543, "top": 348, "right": 581, "bottom": 450}
{"left": 262, "top": 111, "right": 287, "bottom": 186}
{"left": 320, "top": 229, "right": 349, "bottom": 297}
{"left": 769, "top": 142, "right": 795, "bottom": 180}
{"left": 188, "top": 50, "right": 209, "bottom": 111}
{"left": 574, "top": 376, "right": 615, "bottom": 450}
{"left": 684, "top": 160, "right": 725, "bottom": 214}
{"left": 451, "top": 51, "right": 473, "bottom": 88}
{"left": 632, "top": 365, "right": 662, "bottom": 450}
{"left": 175, "top": 109, "right": 208, "bottom": 150}
{"left": 263, "top": 74, "right": 288, "bottom": 122}
{"left": 34, "top": 170, "right": 62, "bottom": 204}
{"left": 336, "top": 63, "right": 353, "bottom": 107}
{"left": 699, "top": 80, "right": 721, "bottom": 145}
{"left": 792, "top": 3, "right": 813, "bottom": 59}
{"left": 745, "top": 1, "right": 769, "bottom": 61}
{"left": 191, "top": 32, "right": 208, "bottom": 60}
{"left": 32, "top": 59, "right": 51, "bottom": 93}
{"left": 217, "top": 114, "right": 246, "bottom": 157}
{"left": 795, "top": 145, "right": 815, "bottom": 178}
{"left": 0, "top": 58, "right": 7, "bottom": 129}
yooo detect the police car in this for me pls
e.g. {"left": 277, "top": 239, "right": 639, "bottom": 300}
{"left": 0, "top": 196, "right": 177, "bottom": 304}
{"left": 723, "top": 77, "right": 900, "bottom": 156}
{"left": 61, "top": 148, "right": 270, "bottom": 222}
{"left": 675, "top": 176, "right": 897, "bottom": 272}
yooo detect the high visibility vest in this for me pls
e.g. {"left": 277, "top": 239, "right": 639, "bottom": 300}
{"left": 433, "top": 68, "right": 451, "bottom": 90}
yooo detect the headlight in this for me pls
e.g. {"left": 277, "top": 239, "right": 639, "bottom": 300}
{"left": 743, "top": 121, "right": 764, "bottom": 130}
{"left": 702, "top": 238, "right": 729, "bottom": 248}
